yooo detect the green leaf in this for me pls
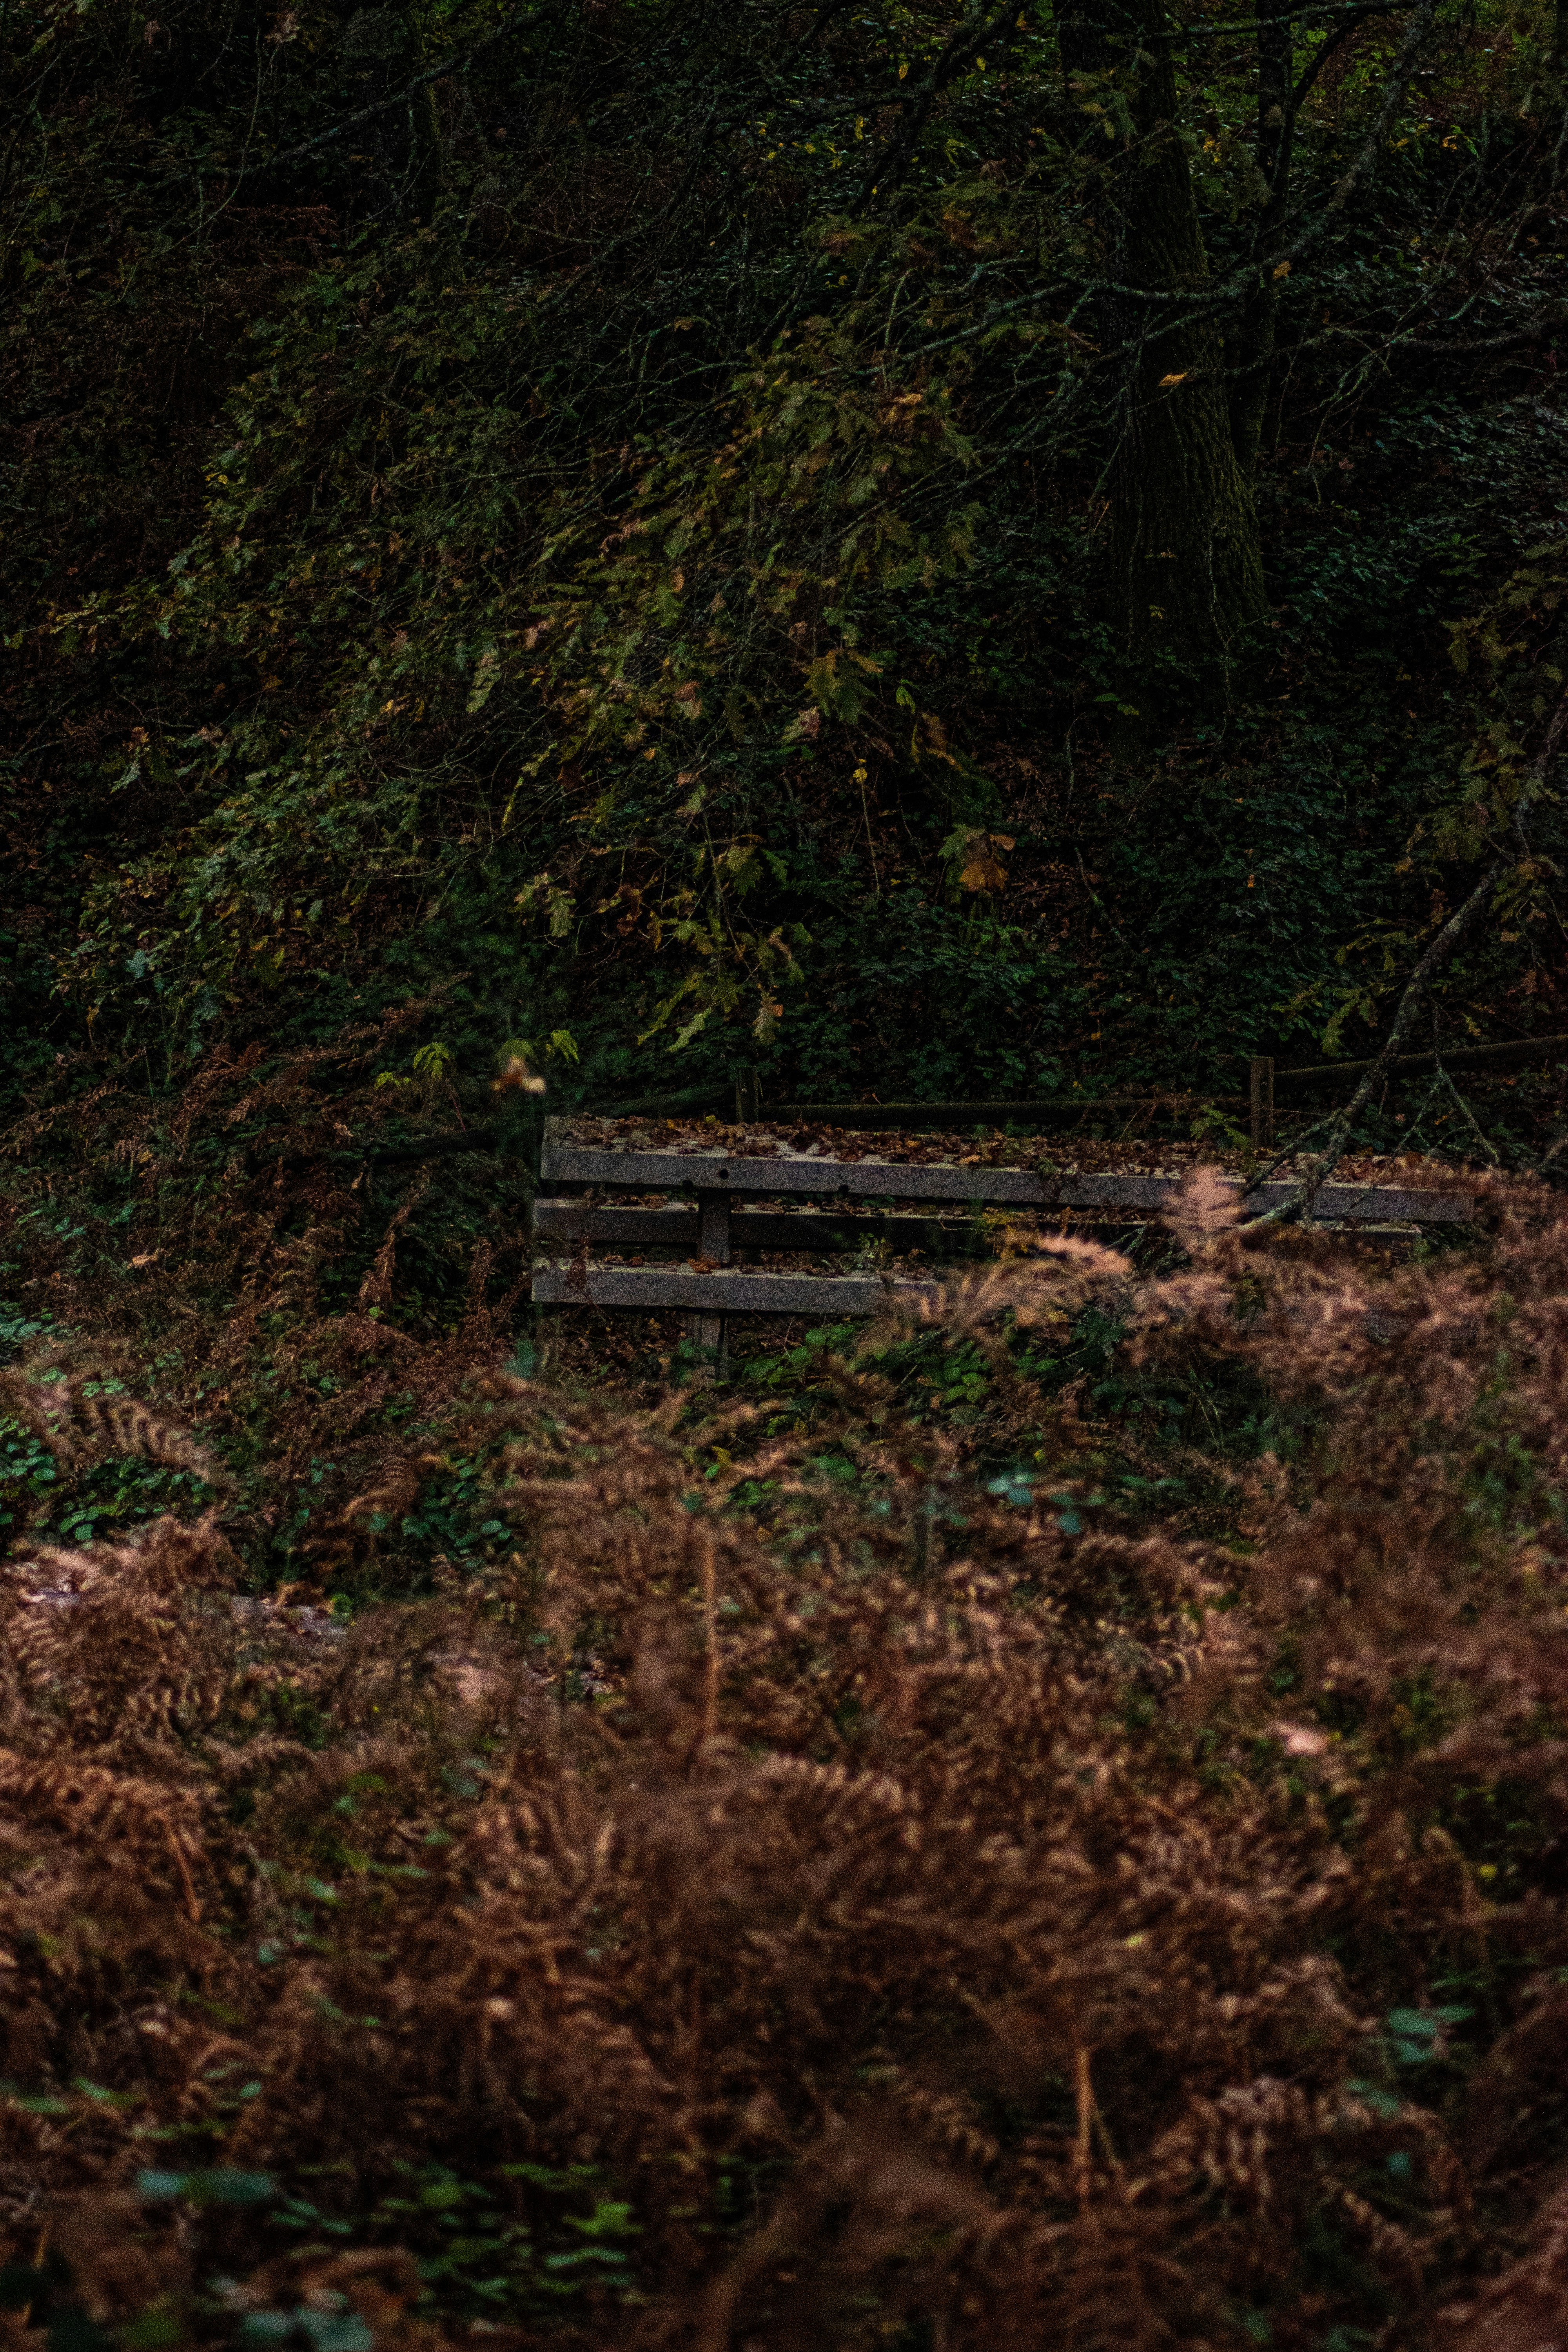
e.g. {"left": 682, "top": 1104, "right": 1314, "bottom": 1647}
{"left": 136, "top": 2169, "right": 276, "bottom": 2206}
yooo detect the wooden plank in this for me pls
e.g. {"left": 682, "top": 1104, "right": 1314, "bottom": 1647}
{"left": 1250, "top": 1181, "right": 1472, "bottom": 1223}
{"left": 1275, "top": 1032, "right": 1568, "bottom": 1089}
{"left": 541, "top": 1142, "right": 1136, "bottom": 1205}
{"left": 533, "top": 1202, "right": 984, "bottom": 1250}
{"left": 532, "top": 1264, "right": 934, "bottom": 1314}
{"left": 535, "top": 1201, "right": 1439, "bottom": 1254}
{"left": 540, "top": 1144, "right": 1472, "bottom": 1222}
{"left": 769, "top": 1098, "right": 1244, "bottom": 1125}
{"left": 533, "top": 1212, "right": 1441, "bottom": 1315}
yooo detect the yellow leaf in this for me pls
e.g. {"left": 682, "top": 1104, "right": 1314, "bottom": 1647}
{"left": 1158, "top": 372, "right": 1188, "bottom": 388}
{"left": 959, "top": 855, "right": 1007, "bottom": 893}
{"left": 1272, "top": 259, "right": 1291, "bottom": 280}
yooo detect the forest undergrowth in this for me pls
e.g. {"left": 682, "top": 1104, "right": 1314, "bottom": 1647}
{"left": 12, "top": 0, "right": 1568, "bottom": 2334}
{"left": 5, "top": 1167, "right": 1568, "bottom": 2350}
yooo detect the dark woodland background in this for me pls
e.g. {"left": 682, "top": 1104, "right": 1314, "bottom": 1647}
{"left": 6, "top": 0, "right": 1568, "bottom": 1122}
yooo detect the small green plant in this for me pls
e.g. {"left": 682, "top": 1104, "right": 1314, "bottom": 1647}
{"left": 0, "top": 1412, "right": 58, "bottom": 1528}
{"left": 267, "top": 2163, "right": 642, "bottom": 2319}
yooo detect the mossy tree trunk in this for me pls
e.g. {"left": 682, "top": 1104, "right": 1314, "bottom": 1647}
{"left": 1062, "top": 0, "right": 1269, "bottom": 711}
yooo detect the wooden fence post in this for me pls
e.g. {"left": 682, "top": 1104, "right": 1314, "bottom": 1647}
{"left": 690, "top": 1186, "right": 731, "bottom": 1372}
{"left": 1250, "top": 1057, "right": 1275, "bottom": 1148}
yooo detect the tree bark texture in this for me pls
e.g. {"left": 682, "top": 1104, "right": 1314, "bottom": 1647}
{"left": 1063, "top": 0, "right": 1268, "bottom": 702}
{"left": 1227, "top": 0, "right": 1292, "bottom": 474}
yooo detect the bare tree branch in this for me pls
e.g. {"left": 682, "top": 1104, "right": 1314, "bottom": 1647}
{"left": 1290, "top": 3, "right": 1393, "bottom": 109}
{"left": 859, "top": 0, "right": 1029, "bottom": 202}
{"left": 230, "top": 0, "right": 549, "bottom": 183}
{"left": 1246, "top": 680, "right": 1568, "bottom": 1225}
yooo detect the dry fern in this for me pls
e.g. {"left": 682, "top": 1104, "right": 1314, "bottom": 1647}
{"left": 6, "top": 1175, "right": 1568, "bottom": 2346}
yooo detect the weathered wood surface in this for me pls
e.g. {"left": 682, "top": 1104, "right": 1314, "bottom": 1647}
{"left": 690, "top": 1186, "right": 731, "bottom": 1351}
{"left": 532, "top": 1263, "right": 932, "bottom": 1314}
{"left": 539, "top": 1143, "right": 1473, "bottom": 1223}
{"left": 533, "top": 1201, "right": 983, "bottom": 1250}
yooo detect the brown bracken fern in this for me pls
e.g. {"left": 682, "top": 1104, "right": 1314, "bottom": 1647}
{"left": 5, "top": 1171, "right": 1568, "bottom": 2348}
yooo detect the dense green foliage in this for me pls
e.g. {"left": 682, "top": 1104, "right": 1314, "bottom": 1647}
{"left": 5, "top": 0, "right": 1568, "bottom": 1119}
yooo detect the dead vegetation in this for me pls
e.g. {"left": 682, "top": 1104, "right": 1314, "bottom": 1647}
{"left": 4, "top": 1172, "right": 1568, "bottom": 2348}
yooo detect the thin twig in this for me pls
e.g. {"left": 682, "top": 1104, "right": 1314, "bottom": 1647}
{"left": 700, "top": 1527, "right": 720, "bottom": 1749}
{"left": 1073, "top": 2043, "right": 1094, "bottom": 2199}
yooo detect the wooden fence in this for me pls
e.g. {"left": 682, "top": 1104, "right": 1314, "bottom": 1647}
{"left": 532, "top": 1126, "right": 1474, "bottom": 1357}
{"left": 757, "top": 1033, "right": 1568, "bottom": 1146}
{"left": 283, "top": 1034, "right": 1568, "bottom": 1171}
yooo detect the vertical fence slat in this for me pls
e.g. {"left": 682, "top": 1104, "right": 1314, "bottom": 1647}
{"left": 1250, "top": 1057, "right": 1275, "bottom": 1149}
{"left": 690, "top": 1185, "right": 732, "bottom": 1370}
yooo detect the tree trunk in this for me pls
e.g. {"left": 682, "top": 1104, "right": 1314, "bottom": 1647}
{"left": 1109, "top": 0, "right": 1267, "bottom": 699}
{"left": 1062, "top": 0, "right": 1269, "bottom": 710}
{"left": 1228, "top": 0, "right": 1293, "bottom": 475}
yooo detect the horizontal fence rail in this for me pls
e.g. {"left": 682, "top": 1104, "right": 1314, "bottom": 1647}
{"left": 1271, "top": 1032, "right": 1568, "bottom": 1088}
{"left": 757, "top": 1036, "right": 1568, "bottom": 1138}
{"left": 533, "top": 1202, "right": 977, "bottom": 1252}
{"left": 533, "top": 1265, "right": 931, "bottom": 1315}
{"left": 255, "top": 1037, "right": 1567, "bottom": 1174}
{"left": 539, "top": 1141, "right": 1474, "bottom": 1223}
{"left": 585, "top": 1081, "right": 732, "bottom": 1120}
{"left": 766, "top": 1098, "right": 1245, "bottom": 1125}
